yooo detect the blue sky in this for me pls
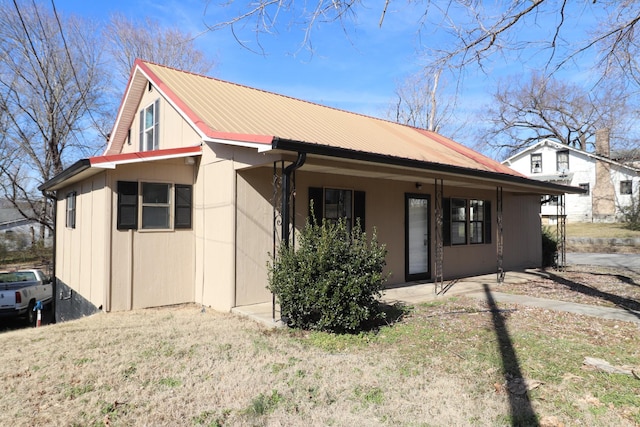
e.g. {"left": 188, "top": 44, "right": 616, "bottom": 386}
{"left": 55, "top": 0, "right": 603, "bottom": 150}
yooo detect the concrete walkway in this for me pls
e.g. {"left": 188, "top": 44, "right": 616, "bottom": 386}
{"left": 232, "top": 269, "right": 640, "bottom": 327}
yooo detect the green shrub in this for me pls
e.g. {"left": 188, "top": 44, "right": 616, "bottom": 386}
{"left": 268, "top": 217, "right": 388, "bottom": 333}
{"left": 541, "top": 226, "right": 558, "bottom": 267}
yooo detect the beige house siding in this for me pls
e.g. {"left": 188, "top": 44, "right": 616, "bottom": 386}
{"left": 108, "top": 159, "right": 196, "bottom": 311}
{"left": 195, "top": 151, "right": 236, "bottom": 311}
{"left": 56, "top": 173, "right": 109, "bottom": 309}
{"left": 503, "top": 194, "right": 542, "bottom": 269}
{"left": 235, "top": 167, "right": 274, "bottom": 306}
{"left": 120, "top": 86, "right": 202, "bottom": 154}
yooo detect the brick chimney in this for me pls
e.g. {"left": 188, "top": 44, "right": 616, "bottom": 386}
{"left": 592, "top": 128, "right": 615, "bottom": 221}
{"left": 595, "top": 128, "right": 610, "bottom": 158}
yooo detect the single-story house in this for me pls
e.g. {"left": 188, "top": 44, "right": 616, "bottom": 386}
{"left": 0, "top": 200, "right": 52, "bottom": 251}
{"left": 39, "top": 60, "right": 581, "bottom": 321}
{"left": 502, "top": 131, "right": 640, "bottom": 223}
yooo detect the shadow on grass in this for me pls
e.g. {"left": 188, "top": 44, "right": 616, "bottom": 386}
{"left": 483, "top": 284, "right": 539, "bottom": 427}
{"left": 539, "top": 270, "right": 640, "bottom": 319}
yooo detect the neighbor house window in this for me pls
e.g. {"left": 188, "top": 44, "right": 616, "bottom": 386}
{"left": 116, "top": 181, "right": 193, "bottom": 231}
{"left": 65, "top": 192, "right": 76, "bottom": 229}
{"left": 556, "top": 150, "right": 569, "bottom": 173}
{"left": 308, "top": 187, "right": 365, "bottom": 231}
{"left": 578, "top": 183, "right": 590, "bottom": 196}
{"left": 139, "top": 99, "right": 160, "bottom": 151}
{"left": 530, "top": 153, "right": 542, "bottom": 173}
{"left": 620, "top": 180, "right": 633, "bottom": 195}
{"left": 443, "top": 198, "right": 492, "bottom": 246}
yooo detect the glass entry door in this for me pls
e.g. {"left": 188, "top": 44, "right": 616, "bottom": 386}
{"left": 405, "top": 194, "right": 430, "bottom": 281}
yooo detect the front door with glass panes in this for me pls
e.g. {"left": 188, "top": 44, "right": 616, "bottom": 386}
{"left": 405, "top": 194, "right": 430, "bottom": 281}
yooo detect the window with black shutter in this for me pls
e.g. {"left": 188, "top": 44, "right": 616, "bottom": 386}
{"left": 117, "top": 181, "right": 138, "bottom": 230}
{"left": 175, "top": 185, "right": 192, "bottom": 229}
{"left": 308, "top": 187, "right": 365, "bottom": 231}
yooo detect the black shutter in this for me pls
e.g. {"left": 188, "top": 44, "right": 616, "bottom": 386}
{"left": 354, "top": 191, "right": 365, "bottom": 232}
{"left": 484, "top": 200, "right": 492, "bottom": 244}
{"left": 117, "top": 181, "right": 138, "bottom": 230}
{"left": 443, "top": 197, "right": 451, "bottom": 246}
{"left": 175, "top": 185, "right": 192, "bottom": 229}
{"left": 308, "top": 187, "right": 323, "bottom": 225}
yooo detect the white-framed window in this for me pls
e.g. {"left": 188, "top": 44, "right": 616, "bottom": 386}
{"left": 116, "top": 181, "right": 193, "bottom": 231}
{"left": 139, "top": 99, "right": 160, "bottom": 151}
{"left": 556, "top": 150, "right": 569, "bottom": 173}
{"left": 65, "top": 191, "right": 76, "bottom": 229}
{"left": 141, "top": 183, "right": 171, "bottom": 229}
{"left": 620, "top": 180, "right": 633, "bottom": 195}
{"left": 531, "top": 153, "right": 542, "bottom": 173}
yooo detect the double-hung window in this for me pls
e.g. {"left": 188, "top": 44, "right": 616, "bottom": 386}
{"left": 117, "top": 181, "right": 193, "bottom": 230}
{"left": 308, "top": 187, "right": 365, "bottom": 231}
{"left": 530, "top": 153, "right": 542, "bottom": 173}
{"left": 65, "top": 192, "right": 76, "bottom": 229}
{"left": 443, "top": 198, "right": 492, "bottom": 245}
{"left": 556, "top": 150, "right": 569, "bottom": 173}
{"left": 141, "top": 183, "right": 170, "bottom": 229}
{"left": 620, "top": 180, "right": 633, "bottom": 195}
{"left": 139, "top": 99, "right": 160, "bottom": 151}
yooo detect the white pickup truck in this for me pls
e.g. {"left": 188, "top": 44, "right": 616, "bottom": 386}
{"left": 0, "top": 269, "right": 53, "bottom": 326}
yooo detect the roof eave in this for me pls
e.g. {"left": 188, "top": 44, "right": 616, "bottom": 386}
{"left": 38, "top": 159, "right": 92, "bottom": 192}
{"left": 272, "top": 137, "right": 585, "bottom": 195}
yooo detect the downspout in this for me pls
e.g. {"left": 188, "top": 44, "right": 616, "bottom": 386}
{"left": 281, "top": 152, "right": 306, "bottom": 247}
{"left": 44, "top": 191, "right": 57, "bottom": 324}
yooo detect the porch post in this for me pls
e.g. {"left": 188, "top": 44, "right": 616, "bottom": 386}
{"left": 272, "top": 161, "right": 284, "bottom": 319}
{"left": 434, "top": 178, "right": 444, "bottom": 293}
{"left": 556, "top": 194, "right": 566, "bottom": 270}
{"left": 496, "top": 186, "right": 504, "bottom": 283}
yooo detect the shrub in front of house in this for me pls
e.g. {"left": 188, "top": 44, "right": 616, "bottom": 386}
{"left": 268, "top": 217, "right": 388, "bottom": 334}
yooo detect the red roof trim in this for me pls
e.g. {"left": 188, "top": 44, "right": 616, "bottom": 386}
{"left": 90, "top": 146, "right": 202, "bottom": 165}
{"left": 414, "top": 129, "right": 526, "bottom": 177}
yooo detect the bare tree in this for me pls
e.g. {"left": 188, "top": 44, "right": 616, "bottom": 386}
{"left": 481, "top": 73, "right": 631, "bottom": 158}
{"left": 0, "top": 1, "right": 109, "bottom": 236}
{"left": 387, "top": 70, "right": 442, "bottom": 131}
{"left": 205, "top": 1, "right": 640, "bottom": 84}
{"left": 105, "top": 13, "right": 215, "bottom": 85}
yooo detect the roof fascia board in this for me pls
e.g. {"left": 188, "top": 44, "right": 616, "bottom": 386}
{"left": 272, "top": 137, "right": 584, "bottom": 195}
{"left": 502, "top": 140, "right": 548, "bottom": 164}
{"left": 103, "top": 65, "right": 146, "bottom": 155}
{"left": 38, "top": 159, "right": 91, "bottom": 191}
{"left": 39, "top": 146, "right": 202, "bottom": 191}
{"left": 90, "top": 145, "right": 202, "bottom": 168}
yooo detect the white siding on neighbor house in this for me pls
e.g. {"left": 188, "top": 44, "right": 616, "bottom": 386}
{"left": 505, "top": 141, "right": 640, "bottom": 222}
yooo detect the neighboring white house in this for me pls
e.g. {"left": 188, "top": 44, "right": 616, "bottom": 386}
{"left": 502, "top": 131, "right": 640, "bottom": 223}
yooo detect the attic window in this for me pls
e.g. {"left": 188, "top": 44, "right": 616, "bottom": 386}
{"left": 620, "top": 180, "right": 633, "bottom": 195}
{"left": 530, "top": 153, "right": 542, "bottom": 173}
{"left": 139, "top": 99, "right": 159, "bottom": 151}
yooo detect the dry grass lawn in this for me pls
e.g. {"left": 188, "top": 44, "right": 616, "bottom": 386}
{"left": 0, "top": 266, "right": 639, "bottom": 426}
{"left": 565, "top": 222, "right": 640, "bottom": 239}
